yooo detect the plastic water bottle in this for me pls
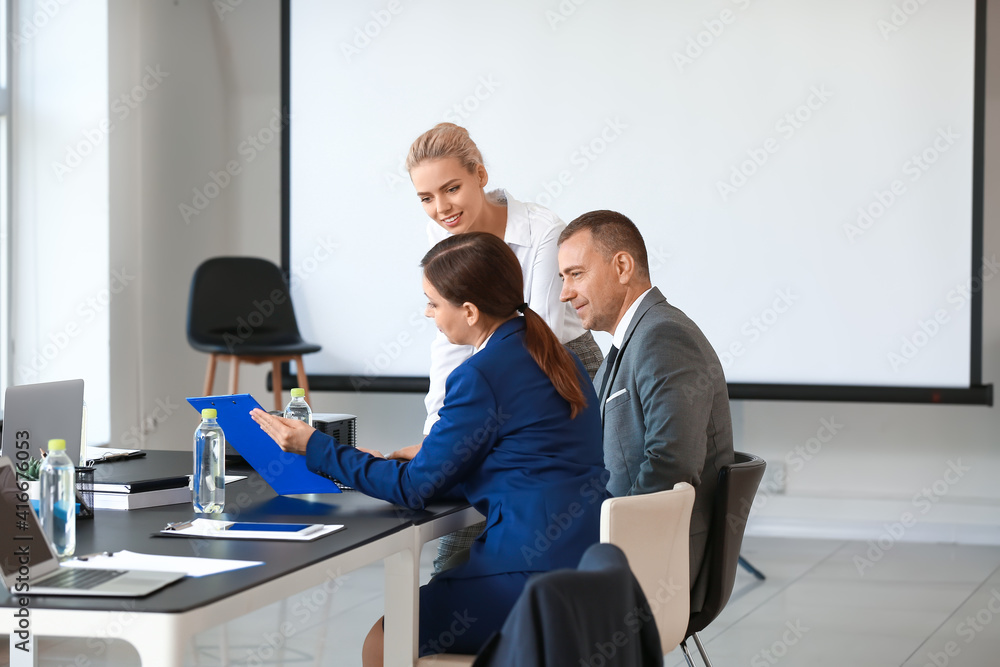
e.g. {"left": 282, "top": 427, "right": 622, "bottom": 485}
{"left": 193, "top": 408, "right": 225, "bottom": 513}
{"left": 284, "top": 388, "right": 312, "bottom": 426}
{"left": 40, "top": 438, "right": 76, "bottom": 559}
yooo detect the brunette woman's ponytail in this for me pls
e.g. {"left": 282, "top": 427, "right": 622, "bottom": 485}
{"left": 520, "top": 307, "right": 587, "bottom": 418}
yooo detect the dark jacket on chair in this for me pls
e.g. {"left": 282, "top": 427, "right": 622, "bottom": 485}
{"left": 472, "top": 543, "right": 662, "bottom": 667}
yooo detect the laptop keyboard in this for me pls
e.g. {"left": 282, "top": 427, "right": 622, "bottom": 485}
{"left": 40, "top": 568, "right": 127, "bottom": 590}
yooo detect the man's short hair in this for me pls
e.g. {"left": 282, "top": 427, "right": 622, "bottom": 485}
{"left": 559, "top": 210, "right": 650, "bottom": 278}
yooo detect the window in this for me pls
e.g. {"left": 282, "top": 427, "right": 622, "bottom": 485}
{"left": 7, "top": 0, "right": 109, "bottom": 444}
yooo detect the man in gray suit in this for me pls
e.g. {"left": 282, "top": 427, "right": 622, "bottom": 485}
{"left": 557, "top": 210, "right": 734, "bottom": 613}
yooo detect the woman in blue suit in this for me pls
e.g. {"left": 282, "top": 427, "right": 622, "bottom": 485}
{"left": 251, "top": 232, "right": 608, "bottom": 665}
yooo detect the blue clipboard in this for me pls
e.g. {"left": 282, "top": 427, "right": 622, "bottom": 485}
{"left": 186, "top": 394, "right": 341, "bottom": 495}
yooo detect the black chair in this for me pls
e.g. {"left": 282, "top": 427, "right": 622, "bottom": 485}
{"left": 187, "top": 257, "right": 321, "bottom": 411}
{"left": 467, "top": 543, "right": 662, "bottom": 667}
{"left": 681, "top": 452, "right": 766, "bottom": 667}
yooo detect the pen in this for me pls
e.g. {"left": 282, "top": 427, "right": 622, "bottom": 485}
{"left": 87, "top": 451, "right": 147, "bottom": 466}
{"left": 165, "top": 520, "right": 195, "bottom": 531}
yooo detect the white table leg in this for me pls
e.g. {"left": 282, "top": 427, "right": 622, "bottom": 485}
{"left": 383, "top": 540, "right": 420, "bottom": 666}
{"left": 9, "top": 629, "right": 37, "bottom": 667}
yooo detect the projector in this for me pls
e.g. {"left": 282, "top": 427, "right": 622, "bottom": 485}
{"left": 312, "top": 413, "right": 357, "bottom": 448}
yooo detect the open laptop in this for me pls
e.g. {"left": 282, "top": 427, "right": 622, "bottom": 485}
{"left": 0, "top": 457, "right": 184, "bottom": 596}
{"left": 1, "top": 379, "right": 85, "bottom": 466}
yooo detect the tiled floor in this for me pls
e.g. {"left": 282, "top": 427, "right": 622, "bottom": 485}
{"left": 5, "top": 537, "right": 1000, "bottom": 666}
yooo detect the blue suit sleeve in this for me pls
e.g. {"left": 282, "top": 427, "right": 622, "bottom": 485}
{"left": 305, "top": 363, "right": 501, "bottom": 509}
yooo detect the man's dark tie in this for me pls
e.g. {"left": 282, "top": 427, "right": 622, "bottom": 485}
{"left": 599, "top": 345, "right": 619, "bottom": 399}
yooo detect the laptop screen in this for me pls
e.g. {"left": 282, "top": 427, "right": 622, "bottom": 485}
{"left": 0, "top": 379, "right": 85, "bottom": 466}
{"left": 0, "top": 458, "right": 57, "bottom": 587}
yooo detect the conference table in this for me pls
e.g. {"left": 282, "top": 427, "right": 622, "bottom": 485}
{"left": 1, "top": 451, "right": 483, "bottom": 666}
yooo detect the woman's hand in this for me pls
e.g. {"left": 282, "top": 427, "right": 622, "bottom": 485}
{"left": 356, "top": 446, "right": 385, "bottom": 458}
{"left": 250, "top": 408, "right": 315, "bottom": 455}
{"left": 387, "top": 444, "right": 422, "bottom": 461}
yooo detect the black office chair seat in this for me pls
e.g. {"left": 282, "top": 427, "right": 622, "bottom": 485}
{"left": 188, "top": 339, "right": 322, "bottom": 356}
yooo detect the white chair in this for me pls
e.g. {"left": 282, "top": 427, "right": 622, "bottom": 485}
{"left": 600, "top": 482, "right": 696, "bottom": 654}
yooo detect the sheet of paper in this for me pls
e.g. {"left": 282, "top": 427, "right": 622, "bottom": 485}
{"left": 64, "top": 549, "right": 263, "bottom": 577}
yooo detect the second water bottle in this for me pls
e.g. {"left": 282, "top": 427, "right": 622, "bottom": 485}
{"left": 284, "top": 388, "right": 312, "bottom": 426}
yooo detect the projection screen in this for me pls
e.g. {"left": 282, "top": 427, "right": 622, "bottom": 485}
{"left": 283, "top": 0, "right": 991, "bottom": 404}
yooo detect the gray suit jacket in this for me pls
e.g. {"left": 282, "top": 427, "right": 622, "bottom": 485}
{"left": 595, "top": 287, "right": 734, "bottom": 612}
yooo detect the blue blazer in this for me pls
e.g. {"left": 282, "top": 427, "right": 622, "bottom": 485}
{"left": 304, "top": 317, "right": 609, "bottom": 580}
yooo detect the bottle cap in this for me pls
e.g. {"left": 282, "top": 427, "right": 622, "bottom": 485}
{"left": 48, "top": 439, "right": 67, "bottom": 451}
{"left": 201, "top": 408, "right": 217, "bottom": 419}
{"left": 291, "top": 388, "right": 305, "bottom": 398}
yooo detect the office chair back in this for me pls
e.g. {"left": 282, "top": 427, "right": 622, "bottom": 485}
{"left": 187, "top": 256, "right": 317, "bottom": 354}
{"left": 685, "top": 451, "right": 765, "bottom": 638}
{"left": 600, "top": 482, "right": 696, "bottom": 654}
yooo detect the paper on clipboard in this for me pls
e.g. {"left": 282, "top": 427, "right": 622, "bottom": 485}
{"left": 159, "top": 518, "right": 344, "bottom": 541}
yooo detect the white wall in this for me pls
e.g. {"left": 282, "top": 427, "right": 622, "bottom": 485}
{"left": 108, "top": 0, "right": 1000, "bottom": 535}
{"left": 109, "top": 0, "right": 282, "bottom": 451}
